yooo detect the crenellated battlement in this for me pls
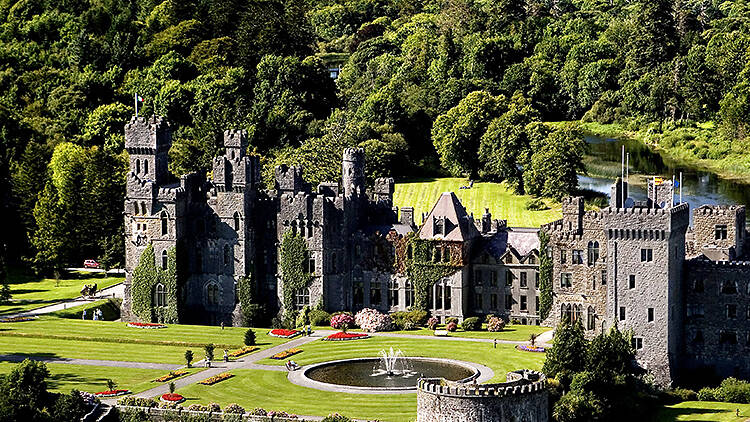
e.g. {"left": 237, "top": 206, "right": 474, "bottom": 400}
{"left": 342, "top": 147, "right": 365, "bottom": 162}
{"left": 417, "top": 370, "right": 546, "bottom": 398}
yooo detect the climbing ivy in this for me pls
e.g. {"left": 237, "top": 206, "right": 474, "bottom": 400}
{"left": 238, "top": 275, "right": 263, "bottom": 326}
{"left": 131, "top": 244, "right": 180, "bottom": 323}
{"left": 538, "top": 230, "right": 552, "bottom": 321}
{"left": 279, "top": 231, "right": 312, "bottom": 318}
{"left": 401, "top": 234, "right": 462, "bottom": 311}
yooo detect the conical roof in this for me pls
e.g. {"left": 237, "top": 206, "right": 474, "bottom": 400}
{"left": 418, "top": 192, "right": 480, "bottom": 241}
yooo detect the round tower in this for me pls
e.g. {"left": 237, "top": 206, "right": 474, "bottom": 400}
{"left": 342, "top": 148, "right": 365, "bottom": 198}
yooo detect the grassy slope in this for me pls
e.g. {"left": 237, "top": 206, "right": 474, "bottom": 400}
{"left": 393, "top": 178, "right": 561, "bottom": 227}
{"left": 1, "top": 269, "right": 123, "bottom": 315}
{"left": 656, "top": 401, "right": 750, "bottom": 421}
{"left": 0, "top": 362, "right": 204, "bottom": 394}
{"left": 312, "top": 324, "right": 550, "bottom": 342}
{"left": 0, "top": 317, "right": 288, "bottom": 363}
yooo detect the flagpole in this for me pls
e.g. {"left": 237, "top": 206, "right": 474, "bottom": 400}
{"left": 621, "top": 146, "right": 625, "bottom": 208}
{"left": 134, "top": 93, "right": 138, "bottom": 117}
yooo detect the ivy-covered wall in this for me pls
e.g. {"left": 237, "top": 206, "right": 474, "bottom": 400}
{"left": 237, "top": 274, "right": 264, "bottom": 326}
{"left": 130, "top": 244, "right": 181, "bottom": 323}
{"left": 538, "top": 230, "right": 552, "bottom": 321}
{"left": 399, "top": 233, "right": 463, "bottom": 311}
{"left": 279, "top": 231, "right": 312, "bottom": 318}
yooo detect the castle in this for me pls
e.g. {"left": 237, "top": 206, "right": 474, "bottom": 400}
{"left": 123, "top": 115, "right": 750, "bottom": 387}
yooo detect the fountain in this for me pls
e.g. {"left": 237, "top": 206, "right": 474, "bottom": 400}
{"left": 375, "top": 347, "right": 412, "bottom": 376}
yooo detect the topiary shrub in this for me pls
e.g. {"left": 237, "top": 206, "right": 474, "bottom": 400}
{"left": 487, "top": 316, "right": 505, "bottom": 332}
{"left": 407, "top": 309, "right": 429, "bottom": 326}
{"left": 427, "top": 317, "right": 438, "bottom": 330}
{"left": 446, "top": 321, "right": 457, "bottom": 332}
{"left": 224, "top": 403, "right": 245, "bottom": 414}
{"left": 309, "top": 309, "right": 331, "bottom": 326}
{"left": 461, "top": 317, "right": 481, "bottom": 331}
{"left": 244, "top": 329, "right": 256, "bottom": 346}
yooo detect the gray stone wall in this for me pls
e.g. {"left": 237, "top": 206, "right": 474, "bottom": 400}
{"left": 692, "top": 205, "right": 746, "bottom": 260}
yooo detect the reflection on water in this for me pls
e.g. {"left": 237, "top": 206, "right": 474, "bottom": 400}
{"left": 581, "top": 135, "right": 750, "bottom": 223}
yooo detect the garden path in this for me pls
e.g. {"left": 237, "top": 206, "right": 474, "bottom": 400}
{"left": 3, "top": 282, "right": 124, "bottom": 319}
{"left": 368, "top": 331, "right": 529, "bottom": 345}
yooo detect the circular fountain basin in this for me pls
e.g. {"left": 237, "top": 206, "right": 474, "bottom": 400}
{"left": 289, "top": 357, "right": 492, "bottom": 394}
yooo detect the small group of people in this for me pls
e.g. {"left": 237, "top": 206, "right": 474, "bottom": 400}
{"left": 81, "top": 308, "right": 103, "bottom": 320}
{"left": 80, "top": 283, "right": 98, "bottom": 298}
{"left": 285, "top": 360, "right": 300, "bottom": 371}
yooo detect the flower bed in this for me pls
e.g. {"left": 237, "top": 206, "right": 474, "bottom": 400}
{"left": 198, "top": 372, "right": 234, "bottom": 386}
{"left": 160, "top": 393, "right": 185, "bottom": 404}
{"left": 0, "top": 316, "right": 36, "bottom": 323}
{"left": 228, "top": 346, "right": 259, "bottom": 358}
{"left": 516, "top": 345, "right": 546, "bottom": 353}
{"left": 153, "top": 370, "right": 189, "bottom": 383}
{"left": 127, "top": 322, "right": 167, "bottom": 329}
{"left": 268, "top": 328, "right": 301, "bottom": 338}
{"left": 270, "top": 348, "right": 302, "bottom": 360}
{"left": 94, "top": 389, "right": 131, "bottom": 397}
{"left": 322, "top": 332, "right": 370, "bottom": 341}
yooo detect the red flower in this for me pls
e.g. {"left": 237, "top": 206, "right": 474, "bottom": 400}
{"left": 268, "top": 329, "right": 301, "bottom": 338}
{"left": 323, "top": 332, "right": 370, "bottom": 341}
{"left": 161, "top": 393, "right": 184, "bottom": 402}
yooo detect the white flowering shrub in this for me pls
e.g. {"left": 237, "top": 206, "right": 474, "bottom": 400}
{"left": 354, "top": 308, "right": 393, "bottom": 332}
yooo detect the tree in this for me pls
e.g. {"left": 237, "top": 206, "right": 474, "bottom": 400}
{"left": 432, "top": 91, "right": 504, "bottom": 178}
{"left": 244, "top": 329, "right": 256, "bottom": 346}
{"left": 204, "top": 343, "right": 215, "bottom": 362}
{"left": 524, "top": 123, "right": 586, "bottom": 200}
{"left": 542, "top": 317, "right": 586, "bottom": 387}
{"left": 0, "top": 359, "right": 50, "bottom": 421}
{"left": 184, "top": 350, "right": 193, "bottom": 368}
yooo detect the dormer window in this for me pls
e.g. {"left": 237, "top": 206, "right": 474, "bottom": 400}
{"left": 434, "top": 216, "right": 445, "bottom": 236}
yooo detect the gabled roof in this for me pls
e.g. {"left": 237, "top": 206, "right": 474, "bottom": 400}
{"left": 418, "top": 192, "right": 480, "bottom": 241}
{"left": 480, "top": 227, "right": 540, "bottom": 260}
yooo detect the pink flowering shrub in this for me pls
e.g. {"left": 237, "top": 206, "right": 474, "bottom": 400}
{"left": 330, "top": 313, "right": 355, "bottom": 332}
{"left": 354, "top": 308, "right": 393, "bottom": 332}
{"left": 427, "top": 317, "right": 439, "bottom": 330}
{"left": 487, "top": 316, "right": 506, "bottom": 332}
{"left": 446, "top": 321, "right": 458, "bottom": 332}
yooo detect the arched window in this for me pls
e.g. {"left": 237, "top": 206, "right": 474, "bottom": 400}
{"left": 153, "top": 283, "right": 166, "bottom": 307}
{"left": 587, "top": 306, "right": 596, "bottom": 330}
{"left": 161, "top": 212, "right": 168, "bottom": 236}
{"left": 587, "top": 241, "right": 599, "bottom": 265}
{"left": 405, "top": 281, "right": 415, "bottom": 307}
{"left": 233, "top": 212, "right": 240, "bottom": 231}
{"left": 574, "top": 304, "right": 582, "bottom": 324}
{"left": 141, "top": 202, "right": 147, "bottom": 216}
{"left": 295, "top": 287, "right": 310, "bottom": 310}
{"left": 144, "top": 159, "right": 149, "bottom": 174}
{"left": 722, "top": 280, "right": 738, "bottom": 294}
{"left": 206, "top": 283, "right": 218, "bottom": 306}
{"left": 136, "top": 159, "right": 141, "bottom": 174}
{"left": 133, "top": 202, "right": 139, "bottom": 215}
{"left": 161, "top": 250, "right": 168, "bottom": 269}
{"left": 224, "top": 244, "right": 231, "bottom": 266}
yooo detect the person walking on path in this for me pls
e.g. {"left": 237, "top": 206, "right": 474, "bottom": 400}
{"left": 221, "top": 321, "right": 224, "bottom": 330}
{"left": 82, "top": 309, "right": 87, "bottom": 320}
{"left": 223, "top": 349, "right": 229, "bottom": 363}
{"left": 493, "top": 339, "right": 497, "bottom": 349}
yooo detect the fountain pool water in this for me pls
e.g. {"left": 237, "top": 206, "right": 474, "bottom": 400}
{"left": 375, "top": 347, "right": 411, "bottom": 376}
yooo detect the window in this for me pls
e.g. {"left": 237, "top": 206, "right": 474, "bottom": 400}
{"left": 474, "top": 293, "right": 483, "bottom": 309}
{"left": 687, "top": 303, "right": 705, "bottom": 318}
{"left": 716, "top": 224, "right": 728, "bottom": 240}
{"left": 161, "top": 212, "right": 168, "bottom": 236}
{"left": 648, "top": 308, "right": 654, "bottom": 322}
{"left": 560, "top": 250, "right": 567, "bottom": 264}
{"left": 520, "top": 272, "right": 528, "bottom": 288}
{"left": 727, "top": 304, "right": 737, "bottom": 319}
{"left": 161, "top": 250, "right": 168, "bottom": 269}
{"left": 389, "top": 281, "right": 399, "bottom": 306}
{"left": 406, "top": 245, "right": 413, "bottom": 260}
{"left": 721, "top": 280, "right": 737, "bottom": 294}
{"left": 144, "top": 159, "right": 148, "bottom": 174}
{"left": 354, "top": 281, "right": 364, "bottom": 305}
{"left": 206, "top": 283, "right": 218, "bottom": 306}
{"left": 528, "top": 255, "right": 536, "bottom": 264}
{"left": 434, "top": 217, "right": 444, "bottom": 236}
{"left": 535, "top": 296, "right": 539, "bottom": 312}
{"left": 693, "top": 330, "right": 704, "bottom": 345}
{"left": 433, "top": 247, "right": 441, "bottom": 263}
{"left": 587, "top": 306, "right": 595, "bottom": 330}
{"left": 153, "top": 283, "right": 166, "bottom": 307}
{"left": 474, "top": 270, "right": 483, "bottom": 286}
{"left": 694, "top": 279, "right": 704, "bottom": 292}
{"left": 295, "top": 288, "right": 310, "bottom": 310}
{"left": 444, "top": 285, "right": 451, "bottom": 309}
{"left": 136, "top": 159, "right": 140, "bottom": 174}
{"left": 535, "top": 272, "right": 539, "bottom": 288}
{"left": 640, "top": 248, "right": 653, "bottom": 262}
{"left": 631, "top": 337, "right": 643, "bottom": 350}
{"left": 629, "top": 275, "right": 636, "bottom": 289}
{"left": 505, "top": 294, "right": 513, "bottom": 310}
{"left": 506, "top": 270, "right": 513, "bottom": 286}
{"left": 572, "top": 250, "right": 584, "bottom": 264}
{"left": 601, "top": 270, "right": 607, "bottom": 285}
{"left": 619, "top": 306, "right": 626, "bottom": 321}
{"left": 490, "top": 271, "right": 498, "bottom": 287}
{"left": 560, "top": 273, "right": 572, "bottom": 288}
{"left": 587, "top": 241, "right": 599, "bottom": 264}
{"left": 370, "top": 282, "right": 382, "bottom": 306}
{"left": 224, "top": 244, "right": 231, "bottom": 266}
{"left": 520, "top": 296, "right": 527, "bottom": 311}
{"left": 747, "top": 305, "right": 750, "bottom": 319}
{"left": 490, "top": 293, "right": 498, "bottom": 310}
{"left": 442, "top": 247, "right": 450, "bottom": 263}
{"left": 720, "top": 330, "right": 737, "bottom": 345}
{"left": 233, "top": 212, "right": 240, "bottom": 231}
{"left": 405, "top": 282, "right": 414, "bottom": 307}
{"left": 435, "top": 284, "right": 443, "bottom": 309}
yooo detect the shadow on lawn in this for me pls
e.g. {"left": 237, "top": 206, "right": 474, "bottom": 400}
{"left": 47, "top": 372, "right": 112, "bottom": 390}
{"left": 659, "top": 406, "right": 732, "bottom": 420}
{"left": 0, "top": 352, "right": 65, "bottom": 363}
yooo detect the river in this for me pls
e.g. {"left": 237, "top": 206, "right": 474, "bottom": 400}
{"left": 578, "top": 135, "right": 750, "bottom": 223}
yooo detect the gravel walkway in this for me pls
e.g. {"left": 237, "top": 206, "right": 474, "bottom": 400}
{"left": 3, "top": 283, "right": 124, "bottom": 319}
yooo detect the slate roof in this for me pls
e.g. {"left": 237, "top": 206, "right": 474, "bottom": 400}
{"left": 482, "top": 227, "right": 540, "bottom": 259}
{"left": 362, "top": 223, "right": 414, "bottom": 237}
{"left": 418, "top": 192, "right": 480, "bottom": 241}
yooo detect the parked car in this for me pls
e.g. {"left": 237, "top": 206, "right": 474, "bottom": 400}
{"left": 83, "top": 259, "right": 100, "bottom": 269}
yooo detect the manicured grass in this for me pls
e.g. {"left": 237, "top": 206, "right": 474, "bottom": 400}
{"left": 177, "top": 369, "right": 418, "bottom": 422}
{"left": 258, "top": 336, "right": 544, "bottom": 383}
{"left": 1, "top": 269, "right": 123, "bottom": 315}
{"left": 0, "top": 362, "right": 181, "bottom": 394}
{"left": 313, "top": 324, "right": 550, "bottom": 342}
{"left": 656, "top": 401, "right": 750, "bottom": 421}
{"left": 48, "top": 298, "right": 121, "bottom": 320}
{"left": 0, "top": 317, "right": 289, "bottom": 364}
{"left": 393, "top": 178, "right": 560, "bottom": 228}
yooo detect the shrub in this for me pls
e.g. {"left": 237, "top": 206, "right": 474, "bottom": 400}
{"left": 446, "top": 317, "right": 459, "bottom": 325}
{"left": 204, "top": 343, "right": 215, "bottom": 361}
{"left": 487, "top": 316, "right": 505, "bottom": 332}
{"left": 461, "top": 317, "right": 481, "bottom": 331}
{"left": 184, "top": 350, "right": 193, "bottom": 367}
{"left": 207, "top": 403, "right": 221, "bottom": 412}
{"left": 446, "top": 321, "right": 457, "bottom": 332}
{"left": 510, "top": 318, "right": 521, "bottom": 325}
{"left": 224, "top": 403, "right": 245, "bottom": 414}
{"left": 407, "top": 309, "right": 429, "bottom": 326}
{"left": 250, "top": 408, "right": 268, "bottom": 416}
{"left": 187, "top": 404, "right": 208, "bottom": 411}
{"left": 244, "top": 329, "right": 256, "bottom": 346}
{"left": 697, "top": 387, "right": 717, "bottom": 401}
{"left": 664, "top": 388, "right": 697, "bottom": 403}
{"left": 295, "top": 306, "right": 311, "bottom": 327}
{"left": 106, "top": 379, "right": 117, "bottom": 391}
{"left": 427, "top": 317, "right": 438, "bottom": 330}
{"left": 168, "top": 382, "right": 175, "bottom": 394}
{"left": 715, "top": 377, "right": 750, "bottom": 403}
{"left": 322, "top": 413, "right": 352, "bottom": 422}
{"left": 309, "top": 309, "right": 331, "bottom": 326}
{"left": 330, "top": 313, "right": 355, "bottom": 331}
{"left": 117, "top": 396, "right": 158, "bottom": 407}
{"left": 484, "top": 314, "right": 495, "bottom": 323}
{"left": 392, "top": 310, "right": 429, "bottom": 329}
{"left": 526, "top": 198, "right": 549, "bottom": 211}
{"left": 354, "top": 308, "right": 393, "bottom": 332}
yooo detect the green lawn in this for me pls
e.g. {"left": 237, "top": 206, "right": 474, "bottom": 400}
{"left": 0, "top": 362, "right": 204, "bottom": 395}
{"left": 313, "top": 324, "right": 550, "bottom": 342}
{"left": 393, "top": 177, "right": 560, "bottom": 228}
{"left": 656, "top": 401, "right": 750, "bottom": 421}
{"left": 0, "top": 317, "right": 289, "bottom": 364}
{"left": 1, "top": 269, "right": 123, "bottom": 315}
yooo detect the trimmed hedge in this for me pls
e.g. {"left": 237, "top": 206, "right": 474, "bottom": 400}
{"left": 461, "top": 316, "right": 481, "bottom": 331}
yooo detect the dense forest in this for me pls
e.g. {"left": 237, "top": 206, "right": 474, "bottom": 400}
{"left": 1, "top": 0, "right": 749, "bottom": 272}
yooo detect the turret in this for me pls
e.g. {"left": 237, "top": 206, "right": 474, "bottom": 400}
{"left": 374, "top": 177, "right": 395, "bottom": 203}
{"left": 223, "top": 129, "right": 247, "bottom": 160}
{"left": 275, "top": 164, "right": 306, "bottom": 194}
{"left": 125, "top": 115, "right": 172, "bottom": 185}
{"left": 342, "top": 148, "right": 365, "bottom": 199}
{"left": 562, "top": 197, "right": 584, "bottom": 233}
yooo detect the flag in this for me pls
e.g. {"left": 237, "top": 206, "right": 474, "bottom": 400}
{"left": 136, "top": 94, "right": 143, "bottom": 103}
{"left": 654, "top": 177, "right": 664, "bottom": 185}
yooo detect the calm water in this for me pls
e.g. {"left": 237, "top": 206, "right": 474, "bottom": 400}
{"left": 305, "top": 358, "right": 475, "bottom": 388}
{"left": 579, "top": 135, "right": 750, "bottom": 222}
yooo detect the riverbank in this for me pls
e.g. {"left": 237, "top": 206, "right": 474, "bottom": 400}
{"left": 577, "top": 121, "right": 750, "bottom": 184}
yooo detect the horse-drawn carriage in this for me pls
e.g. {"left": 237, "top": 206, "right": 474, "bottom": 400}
{"left": 80, "top": 283, "right": 98, "bottom": 299}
